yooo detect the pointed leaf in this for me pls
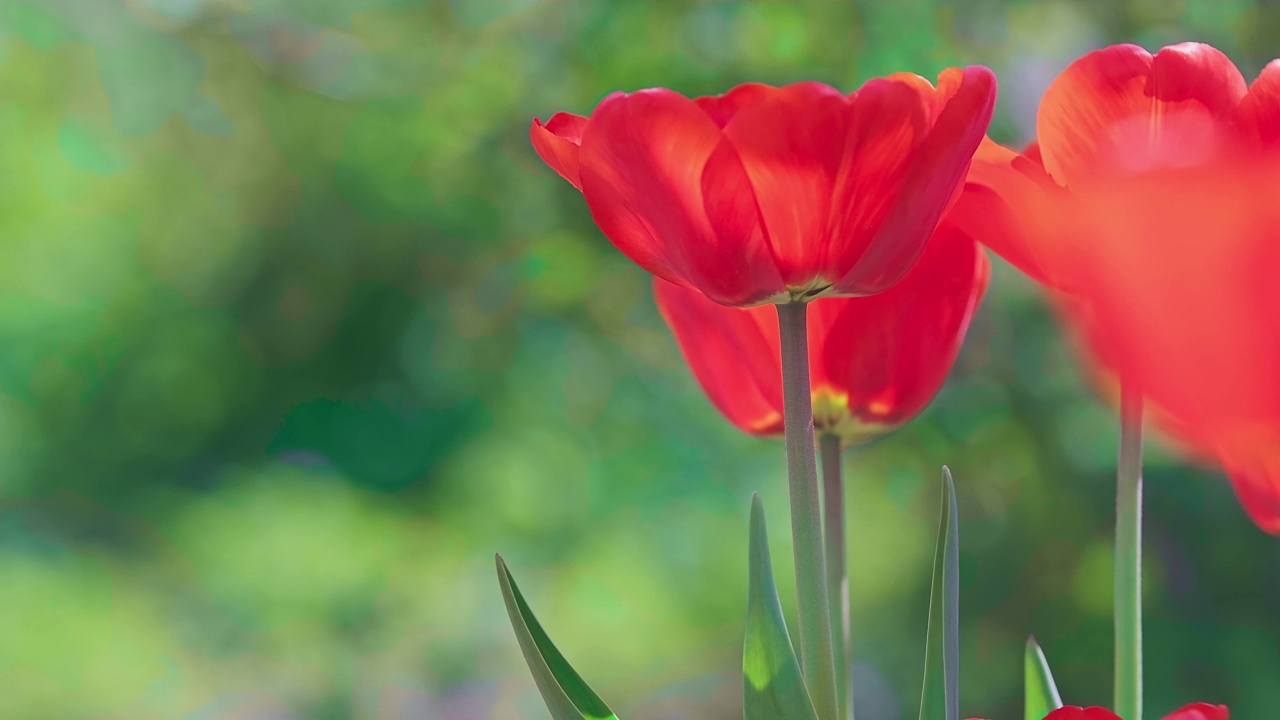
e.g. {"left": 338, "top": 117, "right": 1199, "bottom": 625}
{"left": 744, "top": 493, "right": 821, "bottom": 720}
{"left": 495, "top": 554, "right": 619, "bottom": 720}
{"left": 919, "top": 467, "right": 959, "bottom": 720}
{"left": 1024, "top": 636, "right": 1063, "bottom": 720}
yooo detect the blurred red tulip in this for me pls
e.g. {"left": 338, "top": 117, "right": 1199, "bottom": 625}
{"left": 532, "top": 68, "right": 996, "bottom": 307}
{"left": 654, "top": 218, "right": 988, "bottom": 444}
{"left": 1038, "top": 703, "right": 1227, "bottom": 720}
{"left": 1056, "top": 160, "right": 1280, "bottom": 532}
{"left": 949, "top": 41, "right": 1280, "bottom": 533}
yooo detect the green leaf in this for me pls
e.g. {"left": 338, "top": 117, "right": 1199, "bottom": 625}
{"left": 919, "top": 467, "right": 959, "bottom": 720}
{"left": 1024, "top": 636, "right": 1063, "bottom": 720}
{"left": 495, "top": 555, "right": 619, "bottom": 720}
{"left": 743, "top": 493, "right": 820, "bottom": 720}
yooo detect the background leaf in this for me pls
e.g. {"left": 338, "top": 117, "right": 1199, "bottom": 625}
{"left": 744, "top": 493, "right": 821, "bottom": 720}
{"left": 1024, "top": 636, "right": 1064, "bottom": 720}
{"left": 919, "top": 467, "right": 960, "bottom": 720}
{"left": 496, "top": 554, "right": 619, "bottom": 720}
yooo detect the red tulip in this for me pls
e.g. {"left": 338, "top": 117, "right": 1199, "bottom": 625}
{"left": 533, "top": 68, "right": 996, "bottom": 307}
{"left": 1038, "top": 703, "right": 1228, "bottom": 720}
{"left": 654, "top": 217, "right": 988, "bottom": 444}
{"left": 947, "top": 41, "right": 1280, "bottom": 533}
{"left": 951, "top": 42, "right": 1280, "bottom": 291}
{"left": 1054, "top": 159, "right": 1280, "bottom": 532}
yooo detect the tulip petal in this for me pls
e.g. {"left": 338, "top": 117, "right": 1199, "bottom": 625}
{"left": 832, "top": 66, "right": 997, "bottom": 295}
{"left": 950, "top": 137, "right": 1069, "bottom": 288}
{"left": 653, "top": 279, "right": 784, "bottom": 435}
{"left": 695, "top": 82, "right": 775, "bottom": 128}
{"left": 818, "top": 79, "right": 930, "bottom": 293}
{"left": 1236, "top": 59, "right": 1280, "bottom": 150}
{"left": 812, "top": 217, "right": 988, "bottom": 442}
{"left": 579, "top": 89, "right": 784, "bottom": 306}
{"left": 1218, "top": 441, "right": 1280, "bottom": 535}
{"left": 1147, "top": 43, "right": 1247, "bottom": 113}
{"left": 719, "top": 82, "right": 851, "bottom": 291}
{"left": 531, "top": 112, "right": 589, "bottom": 190}
{"left": 1164, "top": 703, "right": 1229, "bottom": 720}
{"left": 1037, "top": 43, "right": 1246, "bottom": 187}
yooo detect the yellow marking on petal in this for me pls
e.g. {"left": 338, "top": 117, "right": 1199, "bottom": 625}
{"left": 747, "top": 411, "right": 784, "bottom": 434}
{"left": 867, "top": 399, "right": 892, "bottom": 417}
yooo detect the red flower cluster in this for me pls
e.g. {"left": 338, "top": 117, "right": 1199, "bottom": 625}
{"left": 533, "top": 69, "right": 996, "bottom": 306}
{"left": 951, "top": 42, "right": 1280, "bottom": 533}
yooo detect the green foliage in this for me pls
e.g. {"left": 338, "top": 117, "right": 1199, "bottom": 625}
{"left": 496, "top": 555, "right": 619, "bottom": 720}
{"left": 1025, "top": 637, "right": 1064, "bottom": 720}
{"left": 744, "top": 494, "right": 820, "bottom": 720}
{"left": 919, "top": 468, "right": 959, "bottom": 720}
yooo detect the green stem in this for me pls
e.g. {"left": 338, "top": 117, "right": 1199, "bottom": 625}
{"left": 776, "top": 301, "right": 839, "bottom": 720}
{"left": 1114, "top": 382, "right": 1144, "bottom": 720}
{"left": 820, "top": 433, "right": 853, "bottom": 720}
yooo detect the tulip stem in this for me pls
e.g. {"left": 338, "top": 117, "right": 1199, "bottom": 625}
{"left": 1114, "top": 382, "right": 1144, "bottom": 720}
{"left": 776, "top": 301, "right": 840, "bottom": 720}
{"left": 820, "top": 432, "right": 853, "bottom": 720}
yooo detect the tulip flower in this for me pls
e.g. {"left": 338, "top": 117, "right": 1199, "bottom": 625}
{"left": 1040, "top": 704, "right": 1228, "bottom": 720}
{"left": 945, "top": 41, "right": 1280, "bottom": 720}
{"left": 654, "top": 218, "right": 989, "bottom": 446}
{"left": 532, "top": 68, "right": 996, "bottom": 307}
{"left": 536, "top": 70, "right": 996, "bottom": 720}
{"left": 949, "top": 41, "right": 1280, "bottom": 534}
{"left": 1051, "top": 159, "right": 1280, "bottom": 533}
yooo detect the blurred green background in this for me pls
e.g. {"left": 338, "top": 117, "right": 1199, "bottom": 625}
{"left": 1, "top": 0, "right": 1278, "bottom": 718}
